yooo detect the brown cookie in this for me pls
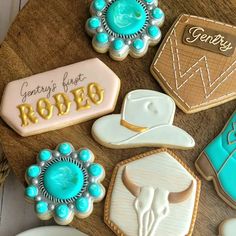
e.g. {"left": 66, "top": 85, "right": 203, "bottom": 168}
{"left": 151, "top": 14, "right": 236, "bottom": 113}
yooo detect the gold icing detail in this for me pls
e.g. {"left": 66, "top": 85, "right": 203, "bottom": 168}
{"left": 71, "top": 87, "right": 91, "bottom": 111}
{"left": 17, "top": 104, "right": 38, "bottom": 127}
{"left": 36, "top": 98, "right": 53, "bottom": 120}
{"left": 88, "top": 83, "right": 104, "bottom": 105}
{"left": 120, "top": 119, "right": 149, "bottom": 133}
{"left": 53, "top": 93, "right": 72, "bottom": 116}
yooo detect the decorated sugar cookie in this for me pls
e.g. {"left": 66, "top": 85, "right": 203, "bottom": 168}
{"left": 25, "top": 142, "right": 105, "bottom": 225}
{"left": 92, "top": 89, "right": 195, "bottom": 149}
{"left": 196, "top": 111, "right": 236, "bottom": 209}
{"left": 219, "top": 218, "right": 236, "bottom": 236}
{"left": 86, "top": 0, "right": 165, "bottom": 61}
{"left": 104, "top": 149, "right": 201, "bottom": 236}
{"left": 0, "top": 58, "right": 120, "bottom": 136}
{"left": 151, "top": 14, "right": 236, "bottom": 113}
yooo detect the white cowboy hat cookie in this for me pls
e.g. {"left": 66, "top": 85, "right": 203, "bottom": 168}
{"left": 92, "top": 89, "right": 195, "bottom": 149}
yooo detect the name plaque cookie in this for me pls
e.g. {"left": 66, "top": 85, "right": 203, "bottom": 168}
{"left": 0, "top": 58, "right": 120, "bottom": 136}
{"left": 183, "top": 25, "right": 236, "bottom": 57}
{"left": 151, "top": 14, "right": 236, "bottom": 113}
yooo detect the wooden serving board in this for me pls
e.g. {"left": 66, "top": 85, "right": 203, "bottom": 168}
{"left": 0, "top": 0, "right": 235, "bottom": 235}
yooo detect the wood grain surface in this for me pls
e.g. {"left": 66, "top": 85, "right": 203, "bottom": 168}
{"left": 0, "top": 0, "right": 235, "bottom": 235}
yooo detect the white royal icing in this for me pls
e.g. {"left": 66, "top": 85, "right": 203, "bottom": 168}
{"left": 219, "top": 218, "right": 236, "bottom": 236}
{"left": 92, "top": 90, "right": 195, "bottom": 149}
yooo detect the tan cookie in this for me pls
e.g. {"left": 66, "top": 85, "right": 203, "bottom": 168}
{"left": 104, "top": 149, "right": 201, "bottom": 236}
{"left": 151, "top": 14, "right": 236, "bottom": 113}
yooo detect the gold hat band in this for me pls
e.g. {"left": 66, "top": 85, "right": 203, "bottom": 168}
{"left": 120, "top": 119, "right": 149, "bottom": 133}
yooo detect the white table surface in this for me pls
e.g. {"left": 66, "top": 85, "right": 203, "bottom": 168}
{"left": 0, "top": 1, "right": 81, "bottom": 235}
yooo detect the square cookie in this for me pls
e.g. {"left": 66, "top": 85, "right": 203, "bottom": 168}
{"left": 151, "top": 14, "right": 236, "bottom": 113}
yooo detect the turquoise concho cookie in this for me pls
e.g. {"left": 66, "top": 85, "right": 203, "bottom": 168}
{"left": 25, "top": 142, "right": 105, "bottom": 225}
{"left": 86, "top": 0, "right": 165, "bottom": 61}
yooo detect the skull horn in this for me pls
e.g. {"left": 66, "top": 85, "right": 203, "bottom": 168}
{"left": 168, "top": 181, "right": 194, "bottom": 204}
{"left": 122, "top": 166, "right": 141, "bottom": 197}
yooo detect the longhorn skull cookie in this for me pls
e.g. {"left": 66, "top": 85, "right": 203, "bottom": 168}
{"left": 86, "top": 0, "right": 165, "bottom": 61}
{"left": 24, "top": 142, "right": 105, "bottom": 225}
{"left": 104, "top": 149, "right": 201, "bottom": 236}
{"left": 195, "top": 111, "right": 236, "bottom": 209}
{"left": 92, "top": 89, "right": 195, "bottom": 149}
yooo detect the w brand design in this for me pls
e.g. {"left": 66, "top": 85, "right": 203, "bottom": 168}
{"left": 151, "top": 15, "right": 236, "bottom": 113}
{"left": 170, "top": 30, "right": 236, "bottom": 99}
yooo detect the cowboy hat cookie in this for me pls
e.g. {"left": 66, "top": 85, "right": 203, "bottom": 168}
{"left": 0, "top": 58, "right": 120, "bottom": 136}
{"left": 92, "top": 89, "right": 195, "bottom": 149}
{"left": 151, "top": 14, "right": 236, "bottom": 113}
{"left": 195, "top": 111, "right": 236, "bottom": 209}
{"left": 219, "top": 218, "right": 236, "bottom": 236}
{"left": 104, "top": 149, "right": 201, "bottom": 236}
{"left": 25, "top": 142, "right": 105, "bottom": 225}
{"left": 86, "top": 0, "right": 165, "bottom": 61}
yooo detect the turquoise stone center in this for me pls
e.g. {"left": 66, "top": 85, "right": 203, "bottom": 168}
{"left": 43, "top": 161, "right": 84, "bottom": 200}
{"left": 106, "top": 0, "right": 147, "bottom": 36}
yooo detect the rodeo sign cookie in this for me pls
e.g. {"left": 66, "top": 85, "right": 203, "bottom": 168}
{"left": 0, "top": 58, "right": 120, "bottom": 136}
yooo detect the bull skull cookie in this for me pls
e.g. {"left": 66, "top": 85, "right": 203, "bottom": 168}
{"left": 86, "top": 0, "right": 165, "bottom": 61}
{"left": 104, "top": 149, "right": 201, "bottom": 236}
{"left": 92, "top": 89, "right": 195, "bottom": 149}
{"left": 25, "top": 142, "right": 105, "bottom": 225}
{"left": 195, "top": 111, "right": 236, "bottom": 209}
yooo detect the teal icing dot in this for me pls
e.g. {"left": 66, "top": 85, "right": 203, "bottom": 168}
{"left": 55, "top": 204, "right": 70, "bottom": 219}
{"left": 148, "top": 25, "right": 160, "bottom": 38}
{"left": 133, "top": 39, "right": 144, "bottom": 50}
{"left": 79, "top": 149, "right": 91, "bottom": 162}
{"left": 25, "top": 185, "right": 38, "bottom": 198}
{"left": 36, "top": 201, "right": 48, "bottom": 214}
{"left": 58, "top": 143, "right": 72, "bottom": 155}
{"left": 88, "top": 164, "right": 103, "bottom": 177}
{"left": 106, "top": 0, "right": 147, "bottom": 36}
{"left": 39, "top": 149, "right": 51, "bottom": 161}
{"left": 75, "top": 197, "right": 89, "bottom": 213}
{"left": 88, "top": 183, "right": 102, "bottom": 198}
{"left": 43, "top": 161, "right": 84, "bottom": 200}
{"left": 112, "top": 39, "right": 124, "bottom": 51}
{"left": 88, "top": 17, "right": 101, "bottom": 29}
{"left": 96, "top": 32, "right": 109, "bottom": 44}
{"left": 27, "top": 165, "right": 40, "bottom": 178}
{"left": 93, "top": 0, "right": 106, "bottom": 11}
{"left": 152, "top": 8, "right": 164, "bottom": 19}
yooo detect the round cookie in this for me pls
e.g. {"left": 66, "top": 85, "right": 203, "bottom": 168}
{"left": 219, "top": 218, "right": 236, "bottom": 236}
{"left": 25, "top": 142, "right": 105, "bottom": 225}
{"left": 86, "top": 0, "right": 165, "bottom": 61}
